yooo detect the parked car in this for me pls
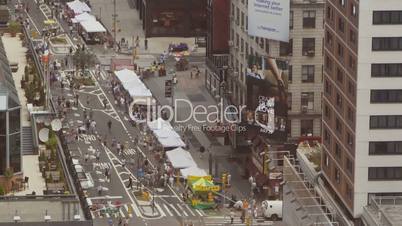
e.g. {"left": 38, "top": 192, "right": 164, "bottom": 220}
{"left": 262, "top": 200, "right": 283, "bottom": 221}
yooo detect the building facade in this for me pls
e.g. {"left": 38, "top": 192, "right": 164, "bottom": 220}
{"left": 205, "top": 0, "right": 230, "bottom": 101}
{"left": 136, "top": 0, "right": 207, "bottom": 37}
{"left": 0, "top": 38, "right": 22, "bottom": 180}
{"left": 226, "top": 0, "right": 324, "bottom": 142}
{"left": 323, "top": 0, "right": 402, "bottom": 221}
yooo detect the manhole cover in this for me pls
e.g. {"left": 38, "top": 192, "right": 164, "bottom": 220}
{"left": 187, "top": 94, "right": 206, "bottom": 102}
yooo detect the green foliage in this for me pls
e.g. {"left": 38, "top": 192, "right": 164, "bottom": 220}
{"left": 8, "top": 20, "right": 21, "bottom": 35}
{"left": 72, "top": 50, "right": 96, "bottom": 72}
{"left": 46, "top": 130, "right": 58, "bottom": 151}
{"left": 0, "top": 185, "right": 4, "bottom": 195}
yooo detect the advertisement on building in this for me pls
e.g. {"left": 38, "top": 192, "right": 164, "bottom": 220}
{"left": 247, "top": 0, "right": 290, "bottom": 42}
{"left": 243, "top": 55, "right": 288, "bottom": 141}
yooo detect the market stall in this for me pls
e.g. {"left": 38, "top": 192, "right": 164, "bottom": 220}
{"left": 72, "top": 12, "right": 96, "bottom": 23}
{"left": 66, "top": 0, "right": 91, "bottom": 15}
{"left": 187, "top": 176, "right": 220, "bottom": 210}
{"left": 79, "top": 20, "right": 106, "bottom": 44}
{"left": 147, "top": 118, "right": 186, "bottom": 150}
{"left": 180, "top": 167, "right": 207, "bottom": 178}
{"left": 165, "top": 147, "right": 197, "bottom": 169}
{"left": 114, "top": 69, "right": 155, "bottom": 123}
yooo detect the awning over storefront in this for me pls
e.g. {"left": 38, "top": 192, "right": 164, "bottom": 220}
{"left": 166, "top": 147, "right": 197, "bottom": 169}
{"left": 80, "top": 20, "right": 106, "bottom": 33}
{"left": 67, "top": 0, "right": 91, "bottom": 14}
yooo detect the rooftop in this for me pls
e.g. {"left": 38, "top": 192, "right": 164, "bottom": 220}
{"left": 363, "top": 196, "right": 402, "bottom": 226}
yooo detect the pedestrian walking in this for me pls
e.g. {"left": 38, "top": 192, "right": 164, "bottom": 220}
{"left": 116, "top": 141, "right": 121, "bottom": 153}
{"left": 123, "top": 217, "right": 129, "bottom": 226}
{"left": 169, "top": 176, "right": 174, "bottom": 187}
{"left": 84, "top": 153, "right": 89, "bottom": 163}
{"left": 240, "top": 209, "right": 245, "bottom": 223}
{"left": 86, "top": 96, "right": 90, "bottom": 106}
{"left": 230, "top": 210, "right": 235, "bottom": 224}
{"left": 97, "top": 185, "right": 102, "bottom": 196}
{"left": 90, "top": 120, "right": 96, "bottom": 134}
{"left": 144, "top": 39, "right": 148, "bottom": 50}
{"left": 74, "top": 94, "right": 79, "bottom": 106}
{"left": 105, "top": 168, "right": 110, "bottom": 182}
{"left": 103, "top": 99, "right": 108, "bottom": 109}
{"left": 117, "top": 217, "right": 123, "bottom": 226}
{"left": 121, "top": 159, "right": 126, "bottom": 168}
{"left": 96, "top": 151, "right": 100, "bottom": 162}
{"left": 107, "top": 120, "right": 112, "bottom": 132}
{"left": 89, "top": 108, "right": 93, "bottom": 120}
{"left": 127, "top": 177, "right": 133, "bottom": 189}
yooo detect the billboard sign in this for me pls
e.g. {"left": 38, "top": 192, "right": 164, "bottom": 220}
{"left": 244, "top": 56, "right": 288, "bottom": 140}
{"left": 247, "top": 0, "right": 290, "bottom": 42}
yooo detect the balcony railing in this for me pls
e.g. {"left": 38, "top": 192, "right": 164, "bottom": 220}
{"left": 206, "top": 54, "right": 229, "bottom": 73}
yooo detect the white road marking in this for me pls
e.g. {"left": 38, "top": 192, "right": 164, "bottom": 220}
{"left": 155, "top": 203, "right": 165, "bottom": 217}
{"left": 177, "top": 204, "right": 188, "bottom": 217}
{"left": 169, "top": 204, "right": 181, "bottom": 216}
{"left": 163, "top": 203, "right": 173, "bottom": 216}
{"left": 184, "top": 204, "right": 196, "bottom": 216}
{"left": 195, "top": 209, "right": 204, "bottom": 216}
{"left": 119, "top": 208, "right": 126, "bottom": 218}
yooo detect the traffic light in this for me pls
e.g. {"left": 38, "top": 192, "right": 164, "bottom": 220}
{"left": 222, "top": 173, "right": 227, "bottom": 188}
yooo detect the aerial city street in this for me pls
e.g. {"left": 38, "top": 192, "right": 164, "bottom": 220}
{"left": 0, "top": 0, "right": 401, "bottom": 226}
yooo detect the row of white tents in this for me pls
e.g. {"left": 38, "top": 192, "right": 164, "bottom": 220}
{"left": 113, "top": 69, "right": 207, "bottom": 178}
{"left": 67, "top": 0, "right": 106, "bottom": 33}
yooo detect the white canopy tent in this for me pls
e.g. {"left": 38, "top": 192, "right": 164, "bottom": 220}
{"left": 67, "top": 0, "right": 91, "bottom": 14}
{"left": 72, "top": 12, "right": 96, "bottom": 23}
{"left": 147, "top": 118, "right": 186, "bottom": 148}
{"left": 115, "top": 69, "right": 153, "bottom": 99}
{"left": 166, "top": 147, "right": 197, "bottom": 169}
{"left": 158, "top": 137, "right": 186, "bottom": 148}
{"left": 80, "top": 20, "right": 106, "bottom": 33}
{"left": 180, "top": 167, "right": 207, "bottom": 178}
{"left": 147, "top": 118, "right": 173, "bottom": 131}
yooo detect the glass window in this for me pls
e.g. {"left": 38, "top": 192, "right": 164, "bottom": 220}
{"left": 303, "top": 10, "right": 316, "bottom": 28}
{"left": 9, "top": 109, "right": 20, "bottom": 134}
{"left": 302, "top": 38, "right": 315, "bottom": 56}
{"left": 302, "top": 65, "right": 315, "bottom": 83}
{"left": 9, "top": 133, "right": 21, "bottom": 173}
{"left": 0, "top": 136, "right": 5, "bottom": 174}
{"left": 0, "top": 112, "right": 5, "bottom": 135}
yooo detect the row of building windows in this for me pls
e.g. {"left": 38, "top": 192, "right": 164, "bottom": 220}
{"left": 372, "top": 37, "right": 402, "bottom": 51}
{"left": 371, "top": 90, "right": 402, "bottom": 103}
{"left": 279, "top": 38, "right": 316, "bottom": 57}
{"left": 373, "top": 11, "right": 402, "bottom": 25}
{"left": 372, "top": 64, "right": 402, "bottom": 77}
{"left": 370, "top": 115, "right": 402, "bottom": 129}
{"left": 368, "top": 167, "right": 402, "bottom": 181}
{"left": 369, "top": 141, "right": 402, "bottom": 155}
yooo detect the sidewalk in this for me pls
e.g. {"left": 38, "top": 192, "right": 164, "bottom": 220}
{"left": 89, "top": 0, "right": 200, "bottom": 55}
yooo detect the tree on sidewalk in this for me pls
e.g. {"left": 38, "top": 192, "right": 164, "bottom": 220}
{"left": 72, "top": 50, "right": 96, "bottom": 77}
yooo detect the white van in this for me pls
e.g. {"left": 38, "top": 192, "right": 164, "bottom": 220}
{"left": 262, "top": 200, "right": 283, "bottom": 221}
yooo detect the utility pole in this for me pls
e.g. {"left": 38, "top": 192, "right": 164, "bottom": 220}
{"left": 112, "top": 0, "right": 117, "bottom": 46}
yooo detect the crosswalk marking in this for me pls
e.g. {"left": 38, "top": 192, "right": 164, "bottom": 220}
{"left": 195, "top": 209, "right": 204, "bottom": 216}
{"left": 155, "top": 203, "right": 166, "bottom": 217}
{"left": 123, "top": 148, "right": 136, "bottom": 155}
{"left": 93, "top": 162, "right": 110, "bottom": 170}
{"left": 162, "top": 203, "right": 173, "bottom": 216}
{"left": 184, "top": 204, "right": 196, "bottom": 216}
{"left": 169, "top": 203, "right": 181, "bottom": 216}
{"left": 177, "top": 204, "right": 188, "bottom": 217}
{"left": 119, "top": 208, "right": 125, "bottom": 218}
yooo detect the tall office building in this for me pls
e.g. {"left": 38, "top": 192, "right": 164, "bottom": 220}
{"left": 0, "top": 38, "right": 22, "bottom": 183}
{"left": 323, "top": 0, "right": 402, "bottom": 222}
{"left": 226, "top": 0, "right": 324, "bottom": 141}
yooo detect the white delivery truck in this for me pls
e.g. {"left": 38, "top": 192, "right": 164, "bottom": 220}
{"left": 262, "top": 200, "right": 283, "bottom": 221}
